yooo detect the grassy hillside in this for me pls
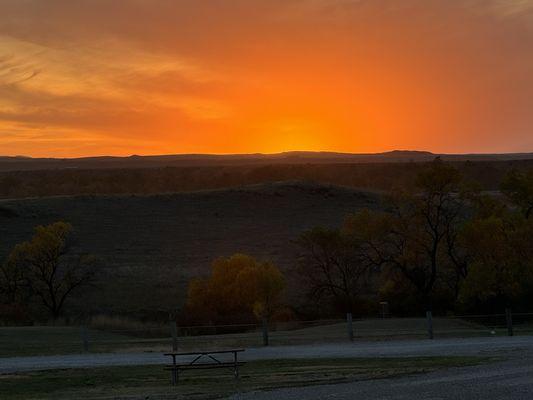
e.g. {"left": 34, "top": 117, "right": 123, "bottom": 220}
{"left": 0, "top": 182, "right": 381, "bottom": 315}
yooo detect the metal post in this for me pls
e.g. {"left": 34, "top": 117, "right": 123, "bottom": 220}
{"left": 262, "top": 317, "right": 269, "bottom": 346}
{"left": 170, "top": 320, "right": 178, "bottom": 352}
{"left": 347, "top": 313, "right": 354, "bottom": 342}
{"left": 171, "top": 355, "right": 178, "bottom": 386}
{"left": 81, "top": 326, "right": 89, "bottom": 352}
{"left": 506, "top": 308, "right": 514, "bottom": 337}
{"left": 426, "top": 311, "right": 434, "bottom": 340}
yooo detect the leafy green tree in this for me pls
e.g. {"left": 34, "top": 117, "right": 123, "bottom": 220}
{"left": 7, "top": 222, "right": 97, "bottom": 320}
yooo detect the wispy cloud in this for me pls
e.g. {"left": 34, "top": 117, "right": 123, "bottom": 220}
{"left": 0, "top": 0, "right": 533, "bottom": 156}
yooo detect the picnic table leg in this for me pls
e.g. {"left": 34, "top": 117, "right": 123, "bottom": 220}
{"left": 233, "top": 351, "right": 239, "bottom": 380}
{"left": 171, "top": 355, "right": 178, "bottom": 386}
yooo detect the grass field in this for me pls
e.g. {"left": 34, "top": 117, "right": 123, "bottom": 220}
{"left": 0, "top": 356, "right": 489, "bottom": 400}
{"left": 2, "top": 317, "right": 529, "bottom": 358}
{"left": 0, "top": 327, "right": 142, "bottom": 357}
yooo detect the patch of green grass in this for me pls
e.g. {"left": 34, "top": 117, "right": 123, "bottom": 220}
{"left": 0, "top": 356, "right": 491, "bottom": 400}
{"left": 0, "top": 326, "right": 172, "bottom": 358}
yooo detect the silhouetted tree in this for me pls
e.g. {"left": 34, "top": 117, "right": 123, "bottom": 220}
{"left": 349, "top": 159, "right": 467, "bottom": 310}
{"left": 459, "top": 213, "right": 533, "bottom": 310}
{"left": 296, "top": 227, "right": 371, "bottom": 313}
{"left": 0, "top": 253, "right": 26, "bottom": 304}
{"left": 501, "top": 169, "right": 533, "bottom": 219}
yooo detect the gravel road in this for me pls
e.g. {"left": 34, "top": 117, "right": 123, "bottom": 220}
{"left": 1, "top": 336, "right": 533, "bottom": 373}
{"left": 230, "top": 356, "right": 533, "bottom": 400}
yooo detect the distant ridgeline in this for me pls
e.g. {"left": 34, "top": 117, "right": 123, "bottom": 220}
{"left": 2, "top": 150, "right": 533, "bottom": 171}
{"left": 0, "top": 151, "right": 533, "bottom": 199}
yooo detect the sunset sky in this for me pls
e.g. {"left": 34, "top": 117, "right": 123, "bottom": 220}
{"left": 1, "top": 0, "right": 533, "bottom": 157}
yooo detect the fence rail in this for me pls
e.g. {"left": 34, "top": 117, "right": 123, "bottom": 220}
{"left": 96, "top": 309, "right": 532, "bottom": 349}
{"left": 2, "top": 310, "right": 533, "bottom": 357}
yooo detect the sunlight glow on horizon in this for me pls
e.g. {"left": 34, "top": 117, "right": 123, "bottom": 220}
{"left": 1, "top": 0, "right": 533, "bottom": 157}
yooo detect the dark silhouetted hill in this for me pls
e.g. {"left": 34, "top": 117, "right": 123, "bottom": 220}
{"left": 1, "top": 150, "right": 533, "bottom": 172}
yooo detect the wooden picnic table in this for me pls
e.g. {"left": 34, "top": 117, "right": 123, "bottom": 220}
{"left": 163, "top": 349, "right": 245, "bottom": 385}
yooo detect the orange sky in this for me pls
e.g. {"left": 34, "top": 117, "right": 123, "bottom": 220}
{"left": 1, "top": 0, "right": 533, "bottom": 157}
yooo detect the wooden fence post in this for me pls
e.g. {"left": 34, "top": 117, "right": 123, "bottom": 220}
{"left": 426, "top": 311, "right": 434, "bottom": 340}
{"left": 81, "top": 326, "right": 89, "bottom": 352}
{"left": 170, "top": 320, "right": 178, "bottom": 351}
{"left": 506, "top": 308, "right": 514, "bottom": 337}
{"left": 262, "top": 317, "right": 269, "bottom": 346}
{"left": 347, "top": 313, "right": 354, "bottom": 342}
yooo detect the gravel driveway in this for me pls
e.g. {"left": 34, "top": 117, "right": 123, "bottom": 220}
{"left": 230, "top": 356, "right": 533, "bottom": 400}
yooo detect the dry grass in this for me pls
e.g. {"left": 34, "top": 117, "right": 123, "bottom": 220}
{"left": 89, "top": 315, "right": 169, "bottom": 337}
{"left": 0, "top": 357, "right": 490, "bottom": 400}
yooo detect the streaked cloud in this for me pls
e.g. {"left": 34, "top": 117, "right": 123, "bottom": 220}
{"left": 0, "top": 0, "right": 533, "bottom": 157}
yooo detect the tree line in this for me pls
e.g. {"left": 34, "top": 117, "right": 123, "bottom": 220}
{"left": 295, "top": 159, "right": 533, "bottom": 317}
{"left": 1, "top": 160, "right": 531, "bottom": 199}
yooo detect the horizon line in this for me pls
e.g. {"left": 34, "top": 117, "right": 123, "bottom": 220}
{"left": 3, "top": 149, "right": 533, "bottom": 161}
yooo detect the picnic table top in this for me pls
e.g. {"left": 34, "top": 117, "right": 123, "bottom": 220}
{"left": 164, "top": 349, "right": 245, "bottom": 357}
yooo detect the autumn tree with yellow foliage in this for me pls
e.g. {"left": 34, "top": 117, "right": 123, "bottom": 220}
{"left": 3, "top": 222, "right": 97, "bottom": 320}
{"left": 186, "top": 254, "right": 285, "bottom": 325}
{"left": 458, "top": 173, "right": 533, "bottom": 310}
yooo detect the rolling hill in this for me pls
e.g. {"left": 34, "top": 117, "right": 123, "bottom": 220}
{"left": 0, "top": 182, "right": 382, "bottom": 315}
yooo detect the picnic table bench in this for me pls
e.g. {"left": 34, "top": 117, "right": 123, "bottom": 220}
{"left": 163, "top": 349, "right": 245, "bottom": 385}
